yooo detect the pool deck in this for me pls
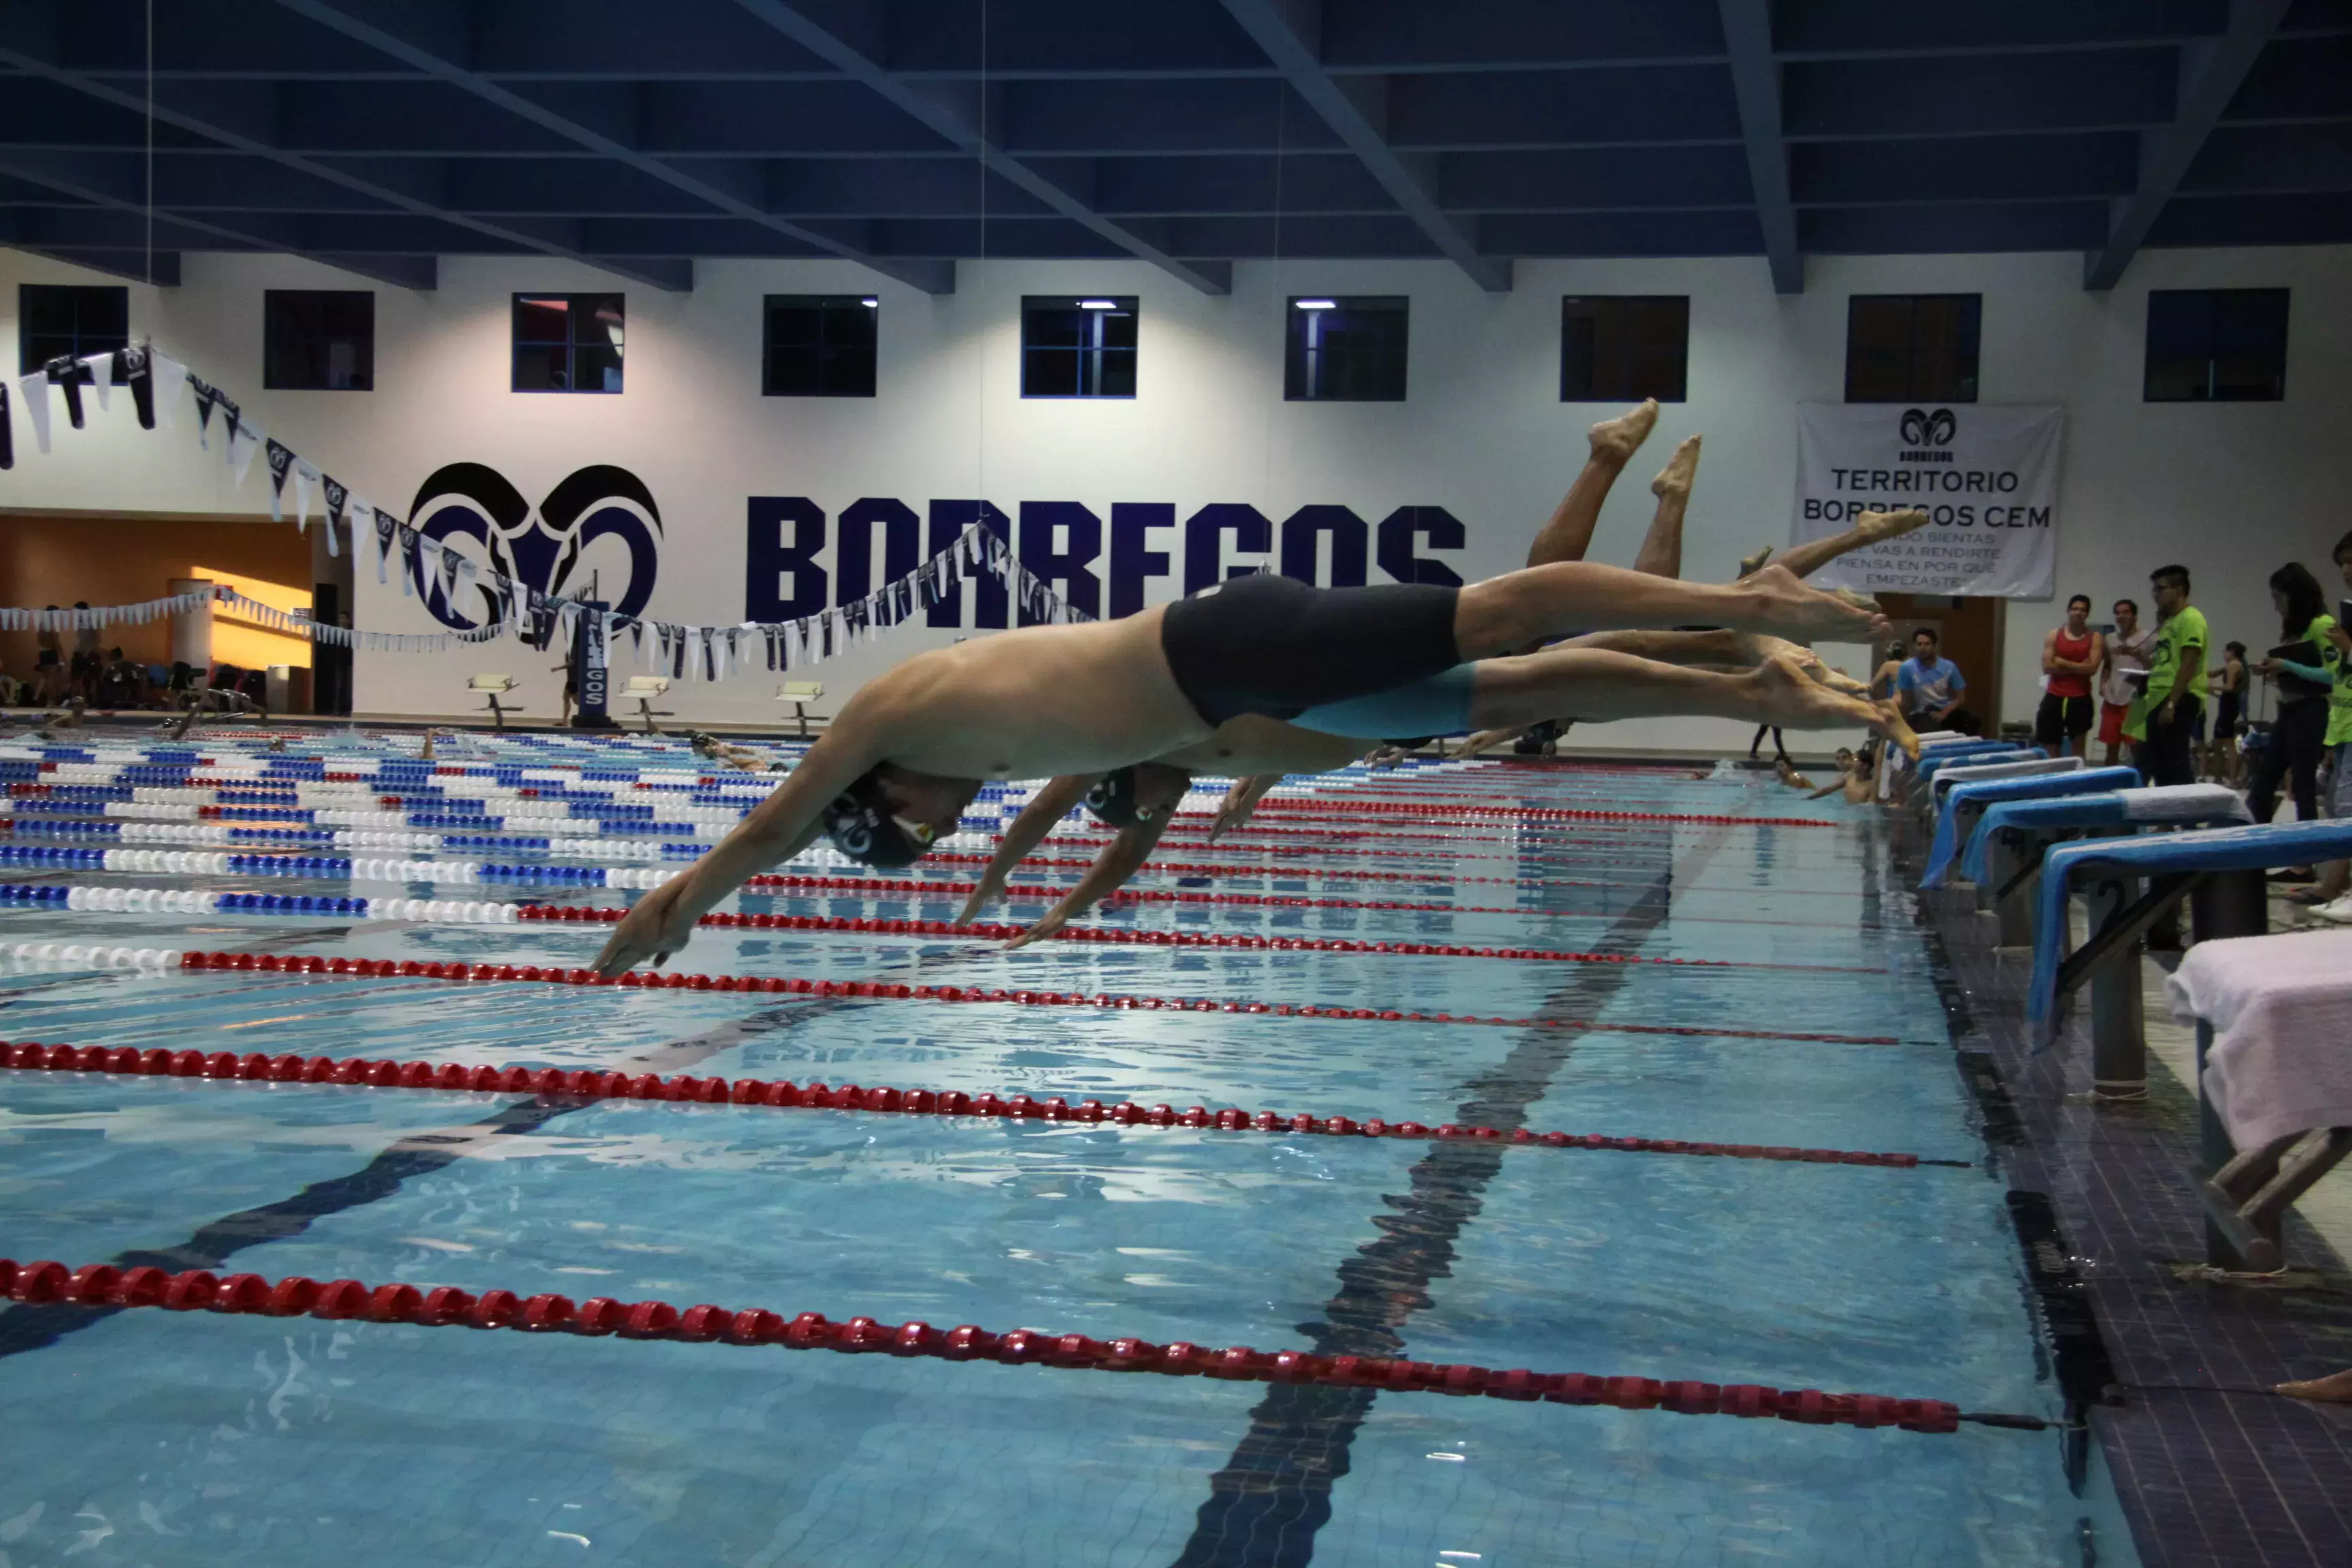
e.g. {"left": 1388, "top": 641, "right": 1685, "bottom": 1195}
{"left": 1907, "top": 823, "right": 2352, "bottom": 1568}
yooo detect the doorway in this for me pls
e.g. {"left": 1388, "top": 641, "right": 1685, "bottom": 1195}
{"left": 1875, "top": 593, "right": 2007, "bottom": 734}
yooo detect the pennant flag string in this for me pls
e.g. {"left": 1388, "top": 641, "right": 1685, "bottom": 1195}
{"left": 6, "top": 341, "right": 1097, "bottom": 676}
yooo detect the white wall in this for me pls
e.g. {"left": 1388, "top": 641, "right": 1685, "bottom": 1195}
{"left": 4, "top": 243, "right": 2348, "bottom": 754}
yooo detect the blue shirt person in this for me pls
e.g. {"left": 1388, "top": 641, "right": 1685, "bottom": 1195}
{"left": 1897, "top": 627, "right": 1967, "bottom": 725}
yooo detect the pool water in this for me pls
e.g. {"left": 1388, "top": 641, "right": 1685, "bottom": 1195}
{"left": 0, "top": 732, "right": 2138, "bottom": 1567}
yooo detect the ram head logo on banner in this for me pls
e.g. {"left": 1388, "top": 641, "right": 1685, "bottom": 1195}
{"left": 1898, "top": 407, "right": 1957, "bottom": 451}
{"left": 406, "top": 463, "right": 662, "bottom": 631}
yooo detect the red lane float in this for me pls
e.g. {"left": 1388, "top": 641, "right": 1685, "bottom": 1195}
{"left": 167, "top": 949, "right": 1906, "bottom": 1047}
{"left": 507, "top": 904, "right": 1886, "bottom": 977}
{"left": 1237, "top": 799, "right": 1831, "bottom": 828}
{"left": 738, "top": 874, "right": 1883, "bottom": 931}
{"left": 0, "top": 1255, "right": 1970, "bottom": 1433}
{"left": 0, "top": 1041, "right": 1941, "bottom": 1169}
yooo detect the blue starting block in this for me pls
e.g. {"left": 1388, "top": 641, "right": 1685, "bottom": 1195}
{"left": 1921, "top": 766, "right": 2140, "bottom": 892}
{"left": 1961, "top": 783, "right": 2245, "bottom": 949}
{"left": 2027, "top": 821, "right": 2352, "bottom": 1098}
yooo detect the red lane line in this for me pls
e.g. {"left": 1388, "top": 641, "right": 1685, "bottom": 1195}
{"left": 514, "top": 904, "right": 1886, "bottom": 976}
{"left": 1241, "top": 800, "right": 1831, "bottom": 828}
{"left": 0, "top": 1256, "right": 1969, "bottom": 1433}
{"left": 740, "top": 874, "right": 1890, "bottom": 931}
{"left": 0, "top": 1043, "right": 1933, "bottom": 1169}
{"left": 915, "top": 851, "right": 1869, "bottom": 898}
{"left": 168, "top": 951, "right": 1908, "bottom": 1047}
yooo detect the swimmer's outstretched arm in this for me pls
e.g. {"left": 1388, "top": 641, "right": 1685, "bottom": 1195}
{"left": 1209, "top": 774, "right": 1280, "bottom": 840}
{"left": 1004, "top": 811, "right": 1178, "bottom": 950}
{"left": 594, "top": 722, "right": 887, "bottom": 975}
{"left": 1450, "top": 728, "right": 1523, "bottom": 759}
{"left": 957, "top": 772, "right": 1103, "bottom": 926}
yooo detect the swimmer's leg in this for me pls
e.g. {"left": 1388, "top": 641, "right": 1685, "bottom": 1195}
{"left": 1524, "top": 399, "right": 1659, "bottom": 568}
{"left": 1759, "top": 508, "right": 1929, "bottom": 584}
{"left": 1632, "top": 434, "right": 1700, "bottom": 578}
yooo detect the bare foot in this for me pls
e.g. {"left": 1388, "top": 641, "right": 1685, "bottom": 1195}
{"left": 1857, "top": 508, "right": 1929, "bottom": 546}
{"left": 1588, "top": 399, "right": 1660, "bottom": 463}
{"left": 1751, "top": 653, "right": 1884, "bottom": 734}
{"left": 1650, "top": 434, "right": 1701, "bottom": 497}
{"left": 1742, "top": 564, "right": 1892, "bottom": 647}
{"left": 1739, "top": 543, "right": 1775, "bottom": 577}
{"left": 2276, "top": 1369, "right": 2352, "bottom": 1402}
{"left": 1875, "top": 700, "right": 1922, "bottom": 760}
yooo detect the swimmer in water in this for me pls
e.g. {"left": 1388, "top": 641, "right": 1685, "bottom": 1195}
{"left": 590, "top": 559, "right": 1893, "bottom": 973}
{"left": 688, "top": 731, "right": 785, "bottom": 772}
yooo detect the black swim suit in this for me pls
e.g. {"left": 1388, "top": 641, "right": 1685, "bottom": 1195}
{"left": 1156, "top": 572, "right": 1463, "bottom": 728}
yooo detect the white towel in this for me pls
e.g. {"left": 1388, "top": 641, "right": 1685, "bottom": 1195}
{"left": 2117, "top": 784, "right": 2251, "bottom": 823}
{"left": 2168, "top": 929, "right": 2352, "bottom": 1149}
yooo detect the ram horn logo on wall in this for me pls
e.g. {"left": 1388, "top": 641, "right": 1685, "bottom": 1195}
{"left": 1899, "top": 407, "right": 1957, "bottom": 448}
{"left": 406, "top": 464, "right": 662, "bottom": 630}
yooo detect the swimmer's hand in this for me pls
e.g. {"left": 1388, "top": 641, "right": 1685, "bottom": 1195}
{"left": 953, "top": 865, "right": 1009, "bottom": 926}
{"left": 592, "top": 878, "right": 699, "bottom": 976}
{"left": 1741, "top": 564, "right": 1891, "bottom": 648}
{"left": 1002, "top": 908, "right": 1069, "bottom": 950}
{"left": 1208, "top": 784, "right": 1257, "bottom": 841}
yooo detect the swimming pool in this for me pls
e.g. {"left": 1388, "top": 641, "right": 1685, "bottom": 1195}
{"left": 0, "top": 732, "right": 2139, "bottom": 1567}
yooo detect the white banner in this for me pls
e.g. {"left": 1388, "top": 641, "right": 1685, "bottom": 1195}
{"left": 1791, "top": 403, "right": 2063, "bottom": 598}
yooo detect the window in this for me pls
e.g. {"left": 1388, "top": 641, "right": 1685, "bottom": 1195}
{"left": 764, "top": 294, "right": 877, "bottom": 397}
{"left": 512, "top": 293, "right": 624, "bottom": 393}
{"left": 1559, "top": 295, "right": 1688, "bottom": 402}
{"left": 1022, "top": 295, "right": 1136, "bottom": 398}
{"left": 2144, "top": 288, "right": 2289, "bottom": 402}
{"left": 18, "top": 283, "right": 129, "bottom": 374}
{"left": 1844, "top": 294, "right": 1980, "bottom": 403}
{"left": 1286, "top": 296, "right": 1408, "bottom": 402}
{"left": 263, "top": 290, "right": 375, "bottom": 390}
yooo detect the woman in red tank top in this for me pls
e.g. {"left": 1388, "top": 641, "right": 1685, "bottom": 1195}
{"left": 2037, "top": 595, "right": 2105, "bottom": 757}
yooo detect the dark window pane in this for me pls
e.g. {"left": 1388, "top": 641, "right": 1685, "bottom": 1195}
{"left": 763, "top": 295, "right": 877, "bottom": 397}
{"left": 263, "top": 290, "right": 374, "bottom": 391}
{"left": 18, "top": 284, "right": 130, "bottom": 374}
{"left": 514, "top": 298, "right": 572, "bottom": 344}
{"left": 1559, "top": 296, "right": 1687, "bottom": 402}
{"left": 2143, "top": 287, "right": 2290, "bottom": 402}
{"left": 512, "top": 293, "right": 623, "bottom": 393}
{"left": 1094, "top": 347, "right": 1138, "bottom": 399}
{"left": 1023, "top": 347, "right": 1080, "bottom": 397}
{"left": 1287, "top": 297, "right": 1408, "bottom": 402}
{"left": 1020, "top": 297, "right": 1138, "bottom": 398}
{"left": 512, "top": 343, "right": 569, "bottom": 392}
{"left": 1844, "top": 294, "right": 1979, "bottom": 402}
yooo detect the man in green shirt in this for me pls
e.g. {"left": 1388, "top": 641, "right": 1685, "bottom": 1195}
{"left": 2306, "top": 532, "right": 2352, "bottom": 921}
{"left": 2126, "top": 564, "right": 2207, "bottom": 787}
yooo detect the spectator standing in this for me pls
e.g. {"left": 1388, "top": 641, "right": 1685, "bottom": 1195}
{"left": 2249, "top": 561, "right": 2334, "bottom": 838}
{"left": 2276, "top": 540, "right": 2352, "bottom": 916}
{"left": 2036, "top": 594, "right": 2104, "bottom": 759}
{"left": 2127, "top": 566, "right": 2208, "bottom": 787}
{"left": 1897, "top": 627, "right": 1978, "bottom": 735}
{"left": 2208, "top": 641, "right": 2248, "bottom": 783}
{"left": 2097, "top": 599, "right": 2155, "bottom": 767}
{"left": 69, "top": 603, "right": 99, "bottom": 701}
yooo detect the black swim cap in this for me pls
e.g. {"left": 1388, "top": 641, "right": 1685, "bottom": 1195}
{"left": 822, "top": 772, "right": 932, "bottom": 868}
{"left": 1083, "top": 766, "right": 1143, "bottom": 828}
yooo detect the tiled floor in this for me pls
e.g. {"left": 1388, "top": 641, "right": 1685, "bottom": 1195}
{"left": 1912, "top": 836, "right": 2352, "bottom": 1568}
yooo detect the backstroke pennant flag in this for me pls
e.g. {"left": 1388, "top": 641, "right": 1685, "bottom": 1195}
{"left": 1789, "top": 402, "right": 2064, "bottom": 599}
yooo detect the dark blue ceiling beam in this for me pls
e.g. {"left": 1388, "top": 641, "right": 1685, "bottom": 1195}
{"left": 1718, "top": 0, "right": 1801, "bottom": 293}
{"left": 2147, "top": 187, "right": 2352, "bottom": 244}
{"left": 728, "top": 0, "right": 1230, "bottom": 295}
{"left": 1806, "top": 201, "right": 2109, "bottom": 253}
{"left": 0, "top": 3, "right": 689, "bottom": 290}
{"left": 1317, "top": 0, "right": 1727, "bottom": 72}
{"left": 270, "top": 0, "right": 949, "bottom": 293}
{"left": 1786, "top": 50, "right": 2183, "bottom": 140}
{"left": 1437, "top": 144, "right": 1754, "bottom": 212}
{"left": 1382, "top": 67, "right": 1743, "bottom": 148}
{"left": 1792, "top": 133, "right": 2142, "bottom": 206}
{"left": 2085, "top": 0, "right": 2296, "bottom": 288}
{"left": 2183, "top": 120, "right": 2352, "bottom": 189}
{"left": 2221, "top": 30, "right": 2352, "bottom": 117}
{"left": 883, "top": 0, "right": 1271, "bottom": 77}
{"left": 1215, "top": 0, "right": 1507, "bottom": 291}
{"left": 0, "top": 145, "right": 438, "bottom": 287}
{"left": 0, "top": 232, "right": 182, "bottom": 286}
{"left": 1480, "top": 209, "right": 1764, "bottom": 256}
{"left": 4, "top": 201, "right": 433, "bottom": 282}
